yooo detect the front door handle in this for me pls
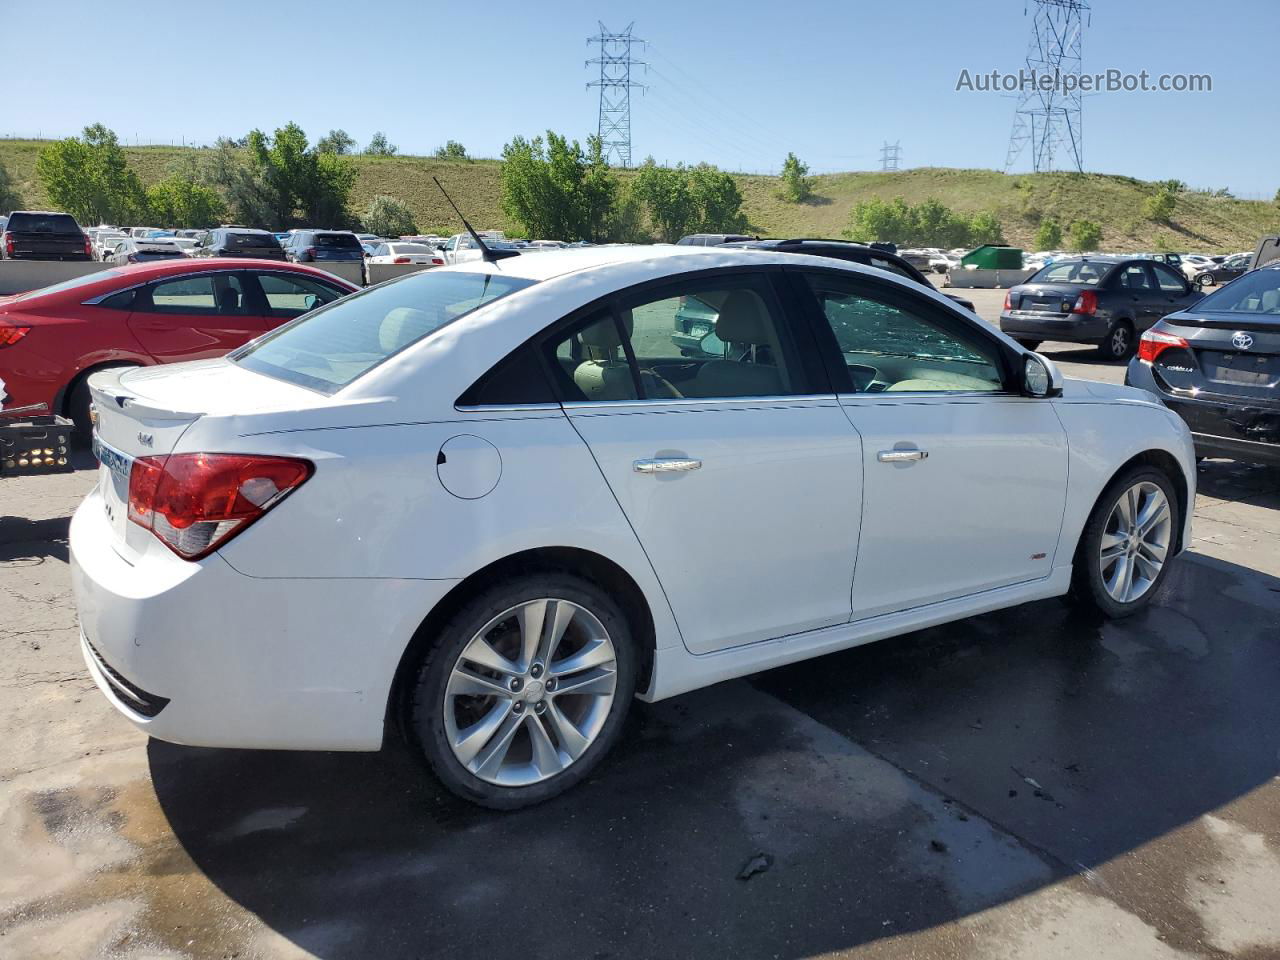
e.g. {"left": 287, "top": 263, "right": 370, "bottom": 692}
{"left": 634, "top": 457, "right": 702, "bottom": 474}
{"left": 877, "top": 449, "right": 928, "bottom": 463}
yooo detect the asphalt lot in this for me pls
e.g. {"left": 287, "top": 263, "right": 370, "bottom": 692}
{"left": 1, "top": 289, "right": 1278, "bottom": 959}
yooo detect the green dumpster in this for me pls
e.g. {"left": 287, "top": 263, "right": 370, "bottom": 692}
{"left": 961, "top": 245, "right": 1023, "bottom": 270}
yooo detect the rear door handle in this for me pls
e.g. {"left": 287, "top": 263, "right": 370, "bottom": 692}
{"left": 878, "top": 449, "right": 928, "bottom": 463}
{"left": 634, "top": 457, "right": 702, "bottom": 474}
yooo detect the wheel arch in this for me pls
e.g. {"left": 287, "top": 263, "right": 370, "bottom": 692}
{"left": 1083, "top": 448, "right": 1190, "bottom": 556}
{"left": 385, "top": 546, "right": 657, "bottom": 743}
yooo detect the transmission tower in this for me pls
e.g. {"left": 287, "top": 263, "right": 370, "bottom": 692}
{"left": 1004, "top": 0, "right": 1090, "bottom": 173}
{"left": 586, "top": 22, "right": 646, "bottom": 167}
{"left": 879, "top": 141, "right": 902, "bottom": 172}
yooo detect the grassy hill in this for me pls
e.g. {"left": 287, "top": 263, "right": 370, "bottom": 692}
{"left": 2, "top": 139, "right": 1276, "bottom": 253}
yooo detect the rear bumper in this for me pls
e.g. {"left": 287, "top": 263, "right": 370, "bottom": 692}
{"left": 1126, "top": 360, "right": 1280, "bottom": 464}
{"left": 999, "top": 311, "right": 1109, "bottom": 342}
{"left": 70, "top": 485, "right": 459, "bottom": 751}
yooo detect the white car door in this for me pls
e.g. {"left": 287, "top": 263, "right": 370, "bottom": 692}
{"left": 797, "top": 270, "right": 1068, "bottom": 620}
{"left": 553, "top": 270, "right": 864, "bottom": 654}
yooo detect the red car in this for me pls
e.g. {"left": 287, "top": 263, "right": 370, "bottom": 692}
{"left": 0, "top": 259, "right": 358, "bottom": 433}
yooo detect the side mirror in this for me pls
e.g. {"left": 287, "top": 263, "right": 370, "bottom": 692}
{"left": 1022, "top": 352, "right": 1063, "bottom": 398}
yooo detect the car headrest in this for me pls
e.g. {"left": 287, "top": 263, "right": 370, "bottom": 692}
{"left": 578, "top": 313, "right": 633, "bottom": 351}
{"left": 715, "top": 290, "right": 771, "bottom": 344}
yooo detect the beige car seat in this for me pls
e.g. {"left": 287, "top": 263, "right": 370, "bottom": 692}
{"left": 689, "top": 290, "right": 786, "bottom": 397}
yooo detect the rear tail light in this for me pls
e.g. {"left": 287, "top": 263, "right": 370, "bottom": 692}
{"left": 305, "top": 247, "right": 316, "bottom": 259}
{"left": 84, "top": 236, "right": 93, "bottom": 257}
{"left": 431, "top": 257, "right": 444, "bottom": 266}
{"left": 2, "top": 232, "right": 12, "bottom": 256}
{"left": 1003, "top": 290, "right": 1013, "bottom": 310}
{"left": 128, "top": 453, "right": 312, "bottom": 560}
{"left": 393, "top": 256, "right": 411, "bottom": 264}
{"left": 126, "top": 253, "right": 138, "bottom": 263}
{"left": 1137, "top": 329, "right": 1190, "bottom": 364}
{"left": 0, "top": 322, "right": 31, "bottom": 347}
{"left": 1071, "top": 290, "right": 1098, "bottom": 315}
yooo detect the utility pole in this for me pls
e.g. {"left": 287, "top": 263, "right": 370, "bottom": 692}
{"left": 1005, "top": 0, "right": 1089, "bottom": 173}
{"left": 586, "top": 22, "right": 646, "bottom": 167}
{"left": 879, "top": 141, "right": 902, "bottom": 172}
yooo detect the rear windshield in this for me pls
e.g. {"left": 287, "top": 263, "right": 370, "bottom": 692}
{"left": 1029, "top": 261, "right": 1110, "bottom": 285}
{"left": 314, "top": 233, "right": 361, "bottom": 248}
{"left": 6, "top": 212, "right": 83, "bottom": 234}
{"left": 389, "top": 243, "right": 431, "bottom": 254}
{"left": 233, "top": 269, "right": 537, "bottom": 393}
{"left": 1194, "top": 269, "right": 1280, "bottom": 315}
{"left": 226, "top": 232, "right": 280, "bottom": 249}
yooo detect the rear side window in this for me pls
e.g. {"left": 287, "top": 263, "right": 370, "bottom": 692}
{"left": 234, "top": 269, "right": 536, "bottom": 393}
{"left": 6, "top": 212, "right": 82, "bottom": 234}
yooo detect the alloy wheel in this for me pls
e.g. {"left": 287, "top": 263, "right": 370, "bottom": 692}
{"left": 1109, "top": 325, "right": 1131, "bottom": 359}
{"left": 443, "top": 598, "right": 618, "bottom": 787}
{"left": 1099, "top": 481, "right": 1171, "bottom": 604}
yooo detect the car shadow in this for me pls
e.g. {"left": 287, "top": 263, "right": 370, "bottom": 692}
{"left": 148, "top": 550, "right": 1280, "bottom": 959}
{"left": 0, "top": 515, "right": 70, "bottom": 564}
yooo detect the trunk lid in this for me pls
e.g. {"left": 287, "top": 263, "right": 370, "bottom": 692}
{"left": 1008, "top": 284, "right": 1087, "bottom": 313}
{"left": 1154, "top": 314, "right": 1280, "bottom": 401}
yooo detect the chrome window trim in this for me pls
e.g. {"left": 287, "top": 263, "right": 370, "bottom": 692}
{"left": 561, "top": 393, "right": 840, "bottom": 414}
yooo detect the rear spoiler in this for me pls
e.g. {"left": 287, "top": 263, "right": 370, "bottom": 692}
{"left": 89, "top": 369, "right": 207, "bottom": 421}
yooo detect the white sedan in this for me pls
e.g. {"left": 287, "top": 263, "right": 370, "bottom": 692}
{"left": 364, "top": 241, "right": 445, "bottom": 266}
{"left": 71, "top": 246, "right": 1195, "bottom": 808}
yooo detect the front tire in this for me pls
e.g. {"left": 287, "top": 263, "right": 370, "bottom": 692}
{"left": 1098, "top": 320, "right": 1135, "bottom": 361}
{"left": 407, "top": 573, "right": 636, "bottom": 809}
{"left": 1072, "top": 466, "right": 1179, "bottom": 618}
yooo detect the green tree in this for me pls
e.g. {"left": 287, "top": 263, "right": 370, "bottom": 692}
{"left": 631, "top": 160, "right": 696, "bottom": 242}
{"left": 362, "top": 195, "right": 418, "bottom": 237}
{"left": 603, "top": 181, "right": 649, "bottom": 243}
{"left": 364, "top": 132, "right": 397, "bottom": 156}
{"left": 1068, "top": 219, "right": 1103, "bottom": 252}
{"left": 434, "top": 140, "right": 469, "bottom": 161}
{"left": 316, "top": 129, "right": 356, "bottom": 155}
{"left": 1034, "top": 216, "right": 1063, "bottom": 249}
{"left": 205, "top": 124, "right": 355, "bottom": 228}
{"left": 500, "top": 131, "right": 620, "bottom": 242}
{"left": 844, "top": 196, "right": 913, "bottom": 243}
{"left": 0, "top": 160, "right": 22, "bottom": 212}
{"left": 688, "top": 164, "right": 748, "bottom": 233}
{"left": 779, "top": 152, "right": 812, "bottom": 203}
{"left": 967, "top": 210, "right": 1004, "bottom": 245}
{"left": 145, "top": 170, "right": 225, "bottom": 228}
{"left": 1143, "top": 185, "right": 1177, "bottom": 224}
{"left": 35, "top": 123, "right": 146, "bottom": 224}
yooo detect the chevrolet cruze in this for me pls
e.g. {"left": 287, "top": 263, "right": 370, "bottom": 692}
{"left": 71, "top": 246, "right": 1195, "bottom": 808}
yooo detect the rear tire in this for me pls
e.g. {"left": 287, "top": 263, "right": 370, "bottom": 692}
{"left": 1071, "top": 465, "right": 1179, "bottom": 618}
{"left": 1015, "top": 339, "right": 1042, "bottom": 351}
{"left": 1098, "top": 320, "right": 1135, "bottom": 362}
{"left": 406, "top": 572, "right": 636, "bottom": 809}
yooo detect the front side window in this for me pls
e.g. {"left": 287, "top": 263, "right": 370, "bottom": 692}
{"left": 806, "top": 276, "right": 1004, "bottom": 393}
{"left": 234, "top": 269, "right": 536, "bottom": 393}
{"left": 253, "top": 272, "right": 348, "bottom": 319}
{"left": 548, "top": 276, "right": 806, "bottom": 402}
{"left": 144, "top": 274, "right": 246, "bottom": 316}
{"left": 1153, "top": 263, "right": 1187, "bottom": 292}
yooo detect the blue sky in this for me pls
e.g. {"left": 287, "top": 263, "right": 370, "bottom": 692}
{"left": 4, "top": 0, "right": 1275, "bottom": 196}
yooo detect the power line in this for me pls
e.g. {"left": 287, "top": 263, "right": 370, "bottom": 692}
{"left": 586, "top": 22, "right": 646, "bottom": 168}
{"left": 1005, "top": 0, "right": 1090, "bottom": 172}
